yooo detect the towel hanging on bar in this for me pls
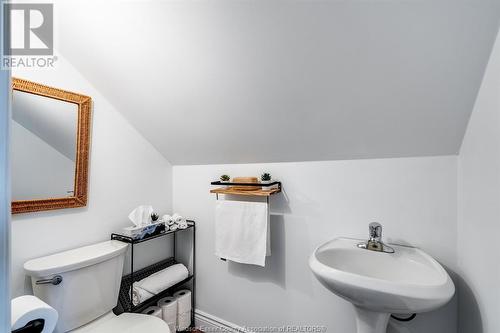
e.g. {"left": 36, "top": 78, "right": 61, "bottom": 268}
{"left": 215, "top": 200, "right": 270, "bottom": 266}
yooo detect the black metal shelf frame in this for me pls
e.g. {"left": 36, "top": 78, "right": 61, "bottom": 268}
{"left": 111, "top": 220, "right": 196, "bottom": 327}
{"left": 211, "top": 180, "right": 282, "bottom": 190}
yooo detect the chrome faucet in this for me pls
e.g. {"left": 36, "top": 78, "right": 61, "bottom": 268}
{"left": 358, "top": 222, "right": 395, "bottom": 253}
{"left": 369, "top": 222, "right": 382, "bottom": 243}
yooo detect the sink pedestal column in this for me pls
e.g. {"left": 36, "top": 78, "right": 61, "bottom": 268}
{"left": 354, "top": 307, "right": 390, "bottom": 333}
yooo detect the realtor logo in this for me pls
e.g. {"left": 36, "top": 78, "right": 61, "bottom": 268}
{"left": 3, "top": 3, "right": 53, "bottom": 56}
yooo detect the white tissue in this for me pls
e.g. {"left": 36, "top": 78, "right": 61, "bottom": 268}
{"left": 173, "top": 289, "right": 192, "bottom": 314}
{"left": 158, "top": 296, "right": 177, "bottom": 325}
{"left": 128, "top": 205, "right": 154, "bottom": 226}
{"left": 141, "top": 306, "right": 162, "bottom": 318}
{"left": 11, "top": 295, "right": 58, "bottom": 333}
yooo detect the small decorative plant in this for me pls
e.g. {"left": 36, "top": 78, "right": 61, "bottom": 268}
{"left": 220, "top": 174, "right": 230, "bottom": 182}
{"left": 261, "top": 173, "right": 272, "bottom": 182}
{"left": 151, "top": 213, "right": 159, "bottom": 222}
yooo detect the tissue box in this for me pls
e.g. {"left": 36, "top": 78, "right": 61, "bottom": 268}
{"left": 122, "top": 221, "right": 165, "bottom": 240}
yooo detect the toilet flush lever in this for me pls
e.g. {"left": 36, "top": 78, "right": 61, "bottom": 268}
{"left": 35, "top": 275, "right": 62, "bottom": 285}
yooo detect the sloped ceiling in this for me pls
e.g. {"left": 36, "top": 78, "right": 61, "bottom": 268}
{"left": 54, "top": 0, "right": 500, "bottom": 165}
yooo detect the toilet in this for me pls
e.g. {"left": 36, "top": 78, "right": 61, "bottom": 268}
{"left": 23, "top": 240, "right": 170, "bottom": 333}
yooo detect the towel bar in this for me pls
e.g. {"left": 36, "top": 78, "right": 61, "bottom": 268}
{"left": 215, "top": 192, "right": 271, "bottom": 204}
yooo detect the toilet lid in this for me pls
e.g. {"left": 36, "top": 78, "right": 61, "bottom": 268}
{"left": 72, "top": 312, "right": 170, "bottom": 333}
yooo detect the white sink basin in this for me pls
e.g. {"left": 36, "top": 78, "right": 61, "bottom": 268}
{"left": 309, "top": 238, "right": 455, "bottom": 333}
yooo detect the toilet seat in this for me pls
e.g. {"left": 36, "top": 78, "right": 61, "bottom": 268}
{"left": 71, "top": 312, "right": 170, "bottom": 333}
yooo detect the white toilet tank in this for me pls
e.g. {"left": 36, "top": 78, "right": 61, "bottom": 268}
{"left": 24, "top": 240, "right": 128, "bottom": 333}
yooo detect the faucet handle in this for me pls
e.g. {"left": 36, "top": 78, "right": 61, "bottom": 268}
{"left": 369, "top": 222, "right": 382, "bottom": 241}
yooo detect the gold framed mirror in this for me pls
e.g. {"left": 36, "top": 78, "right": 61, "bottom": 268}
{"left": 11, "top": 78, "right": 92, "bottom": 214}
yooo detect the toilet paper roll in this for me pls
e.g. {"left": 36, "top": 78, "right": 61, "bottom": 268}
{"left": 11, "top": 295, "right": 58, "bottom": 333}
{"left": 177, "top": 310, "right": 191, "bottom": 331}
{"left": 142, "top": 306, "right": 162, "bottom": 318}
{"left": 157, "top": 296, "right": 177, "bottom": 324}
{"left": 173, "top": 289, "right": 192, "bottom": 314}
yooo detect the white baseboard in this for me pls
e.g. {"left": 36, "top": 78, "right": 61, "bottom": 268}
{"left": 194, "top": 309, "right": 249, "bottom": 333}
{"left": 194, "top": 310, "right": 329, "bottom": 333}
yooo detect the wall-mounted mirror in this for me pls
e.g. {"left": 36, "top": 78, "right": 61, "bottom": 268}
{"left": 11, "top": 78, "right": 92, "bottom": 214}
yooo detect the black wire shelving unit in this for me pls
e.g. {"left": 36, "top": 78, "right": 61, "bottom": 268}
{"left": 111, "top": 220, "right": 196, "bottom": 328}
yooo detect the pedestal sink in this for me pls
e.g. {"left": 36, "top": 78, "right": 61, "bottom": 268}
{"left": 309, "top": 237, "right": 455, "bottom": 333}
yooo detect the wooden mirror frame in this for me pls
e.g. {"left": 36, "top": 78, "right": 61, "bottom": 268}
{"left": 11, "top": 78, "right": 92, "bottom": 214}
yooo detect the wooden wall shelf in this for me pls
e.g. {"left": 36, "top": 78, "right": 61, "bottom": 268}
{"left": 210, "top": 187, "right": 281, "bottom": 197}
{"left": 210, "top": 181, "right": 282, "bottom": 197}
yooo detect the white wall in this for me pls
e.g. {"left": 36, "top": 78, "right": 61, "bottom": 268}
{"left": 10, "top": 55, "right": 173, "bottom": 297}
{"left": 457, "top": 28, "right": 500, "bottom": 333}
{"left": 173, "top": 156, "right": 458, "bottom": 333}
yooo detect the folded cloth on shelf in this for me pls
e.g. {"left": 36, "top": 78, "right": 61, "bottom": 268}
{"left": 135, "top": 263, "right": 189, "bottom": 295}
{"left": 170, "top": 224, "right": 179, "bottom": 231}
{"left": 177, "top": 221, "right": 188, "bottom": 229}
{"left": 215, "top": 200, "right": 270, "bottom": 266}
{"left": 131, "top": 285, "right": 155, "bottom": 306}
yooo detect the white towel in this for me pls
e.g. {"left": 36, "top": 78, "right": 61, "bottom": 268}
{"left": 172, "top": 213, "right": 186, "bottom": 224}
{"left": 178, "top": 221, "right": 188, "bottom": 229}
{"left": 135, "top": 263, "right": 189, "bottom": 295}
{"left": 131, "top": 285, "right": 155, "bottom": 306}
{"left": 215, "top": 200, "right": 270, "bottom": 266}
{"left": 162, "top": 214, "right": 174, "bottom": 225}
